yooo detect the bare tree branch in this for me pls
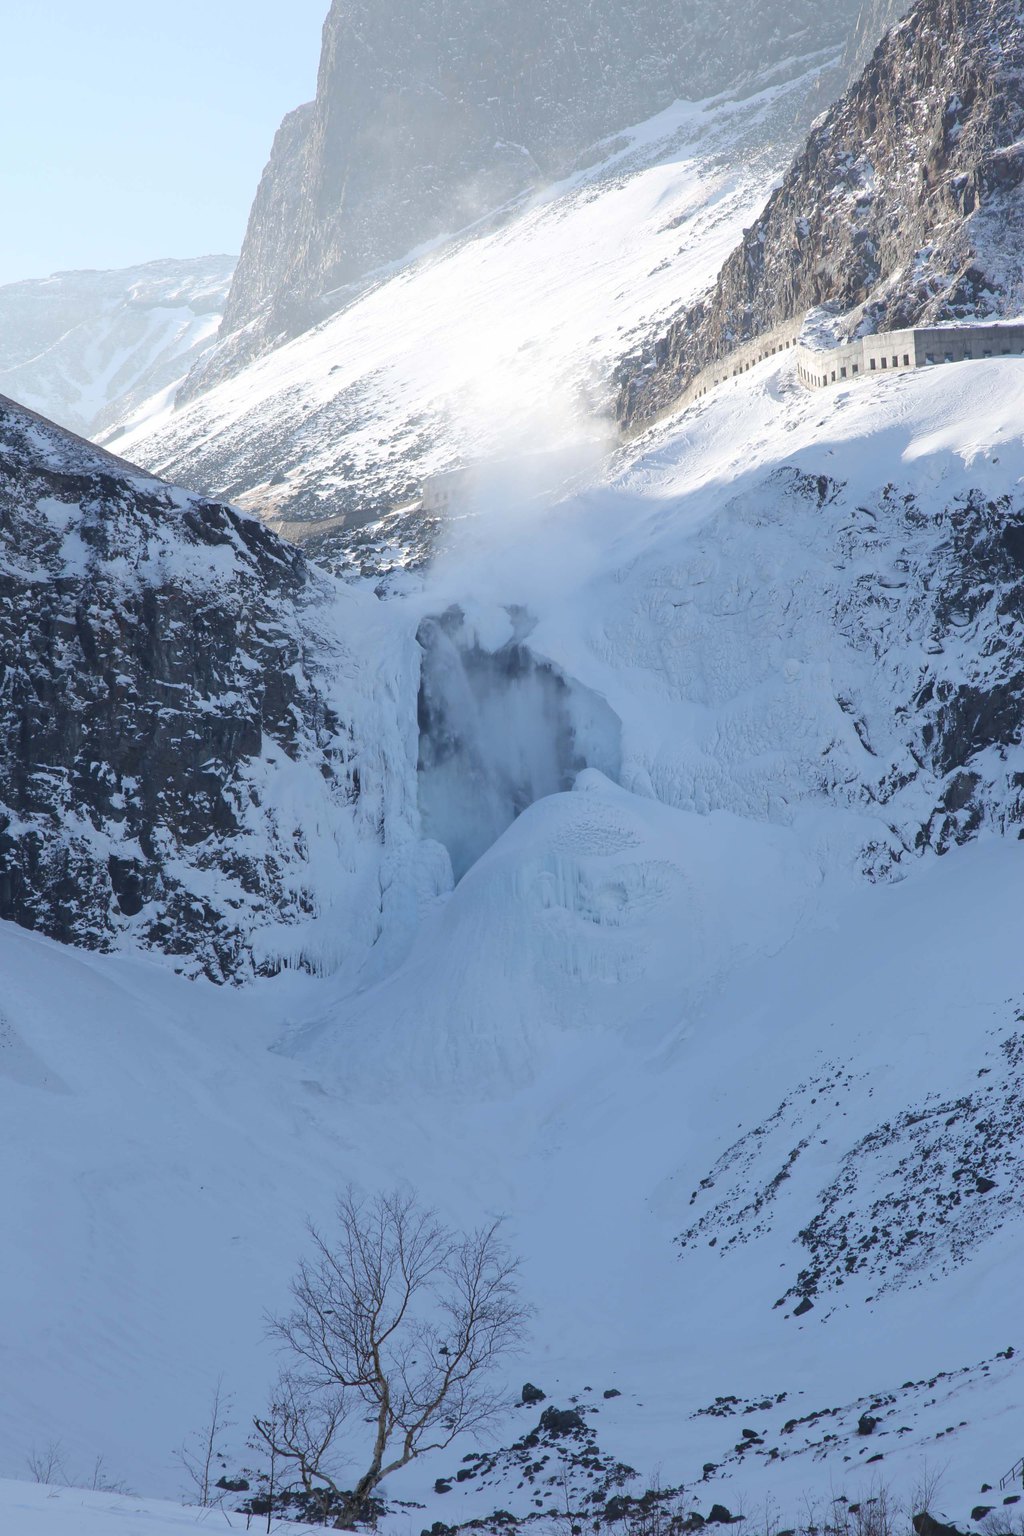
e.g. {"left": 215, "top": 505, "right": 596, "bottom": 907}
{"left": 264, "top": 1187, "right": 530, "bottom": 1524}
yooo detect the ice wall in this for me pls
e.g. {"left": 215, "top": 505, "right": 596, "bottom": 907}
{"left": 416, "top": 607, "right": 622, "bottom": 880}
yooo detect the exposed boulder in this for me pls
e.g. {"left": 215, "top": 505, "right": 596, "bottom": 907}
{"left": 539, "top": 1406, "right": 587, "bottom": 1437}
{"left": 913, "top": 1514, "right": 966, "bottom": 1536}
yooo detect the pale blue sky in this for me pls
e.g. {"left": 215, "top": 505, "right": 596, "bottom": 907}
{"left": 0, "top": 2, "right": 329, "bottom": 285}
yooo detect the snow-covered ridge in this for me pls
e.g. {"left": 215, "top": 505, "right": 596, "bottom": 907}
{"left": 0, "top": 256, "right": 233, "bottom": 439}
{"left": 212, "top": 0, "right": 876, "bottom": 377}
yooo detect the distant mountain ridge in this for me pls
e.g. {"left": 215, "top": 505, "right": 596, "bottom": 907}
{"left": 618, "top": 0, "right": 1024, "bottom": 429}
{"left": 0, "top": 256, "right": 233, "bottom": 439}
{"left": 189, "top": 0, "right": 891, "bottom": 393}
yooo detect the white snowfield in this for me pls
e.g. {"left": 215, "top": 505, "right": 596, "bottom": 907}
{"left": 5, "top": 341, "right": 1024, "bottom": 1534}
{"left": 0, "top": 1478, "right": 325, "bottom": 1534}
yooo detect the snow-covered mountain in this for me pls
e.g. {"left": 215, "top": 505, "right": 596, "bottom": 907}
{"left": 198, "top": 0, "right": 886, "bottom": 388}
{"left": 6, "top": 0, "right": 1024, "bottom": 1528}
{"left": 113, "top": 65, "right": 832, "bottom": 561}
{"left": 0, "top": 257, "right": 233, "bottom": 439}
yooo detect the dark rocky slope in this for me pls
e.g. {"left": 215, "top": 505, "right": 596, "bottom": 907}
{"left": 619, "top": 0, "right": 1024, "bottom": 429}
{"left": 195, "top": 0, "right": 881, "bottom": 390}
{"left": 0, "top": 395, "right": 359, "bottom": 981}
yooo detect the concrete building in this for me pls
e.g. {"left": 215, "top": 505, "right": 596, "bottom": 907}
{"left": 420, "top": 469, "right": 469, "bottom": 513}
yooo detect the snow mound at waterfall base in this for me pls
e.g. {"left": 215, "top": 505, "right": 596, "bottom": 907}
{"left": 290, "top": 771, "right": 827, "bottom": 1095}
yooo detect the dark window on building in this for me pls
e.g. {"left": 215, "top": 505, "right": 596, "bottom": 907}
{"left": 903, "top": 354, "right": 910, "bottom": 366}
{"left": 852, "top": 363, "right": 859, "bottom": 374}
{"left": 881, "top": 357, "right": 887, "bottom": 369}
{"left": 841, "top": 367, "right": 847, "bottom": 378}
{"left": 870, "top": 358, "right": 877, "bottom": 370}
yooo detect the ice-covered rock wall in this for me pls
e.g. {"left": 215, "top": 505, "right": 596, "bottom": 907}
{"left": 0, "top": 394, "right": 398, "bottom": 982}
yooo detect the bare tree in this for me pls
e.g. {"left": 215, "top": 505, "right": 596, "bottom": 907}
{"left": 266, "top": 1187, "right": 529, "bottom": 1524}
{"left": 26, "top": 1441, "right": 67, "bottom": 1486}
{"left": 252, "top": 1373, "right": 348, "bottom": 1525}
{"left": 175, "top": 1378, "right": 235, "bottom": 1508}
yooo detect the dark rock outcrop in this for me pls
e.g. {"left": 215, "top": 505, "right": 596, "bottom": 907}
{"left": 619, "top": 0, "right": 1024, "bottom": 429}
{"left": 913, "top": 1514, "right": 966, "bottom": 1536}
{"left": 195, "top": 0, "right": 888, "bottom": 392}
{"left": 538, "top": 1406, "right": 587, "bottom": 1437}
{"left": 0, "top": 394, "right": 357, "bottom": 980}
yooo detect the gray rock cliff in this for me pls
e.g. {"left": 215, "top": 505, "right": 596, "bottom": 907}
{"left": 619, "top": 0, "right": 1024, "bottom": 429}
{"left": 0, "top": 394, "right": 359, "bottom": 981}
{"left": 194, "top": 0, "right": 879, "bottom": 391}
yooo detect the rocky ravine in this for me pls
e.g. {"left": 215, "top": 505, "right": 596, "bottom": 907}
{"left": 619, "top": 0, "right": 1024, "bottom": 430}
{"left": 0, "top": 394, "right": 379, "bottom": 982}
{"left": 191, "top": 0, "right": 885, "bottom": 392}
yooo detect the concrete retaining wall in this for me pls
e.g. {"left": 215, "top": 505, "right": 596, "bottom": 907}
{"left": 676, "top": 317, "right": 807, "bottom": 411}
{"left": 635, "top": 316, "right": 1024, "bottom": 437}
{"left": 797, "top": 322, "right": 1024, "bottom": 388}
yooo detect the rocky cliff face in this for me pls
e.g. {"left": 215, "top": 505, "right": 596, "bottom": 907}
{"left": 0, "top": 394, "right": 366, "bottom": 981}
{"left": 619, "top": 0, "right": 1024, "bottom": 429}
{"left": 195, "top": 0, "right": 875, "bottom": 390}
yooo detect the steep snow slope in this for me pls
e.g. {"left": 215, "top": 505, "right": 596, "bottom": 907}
{"left": 213, "top": 0, "right": 871, "bottom": 371}
{"left": 0, "top": 257, "right": 233, "bottom": 439}
{"left": 6, "top": 353, "right": 1024, "bottom": 1528}
{"left": 115, "top": 67, "right": 835, "bottom": 558}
